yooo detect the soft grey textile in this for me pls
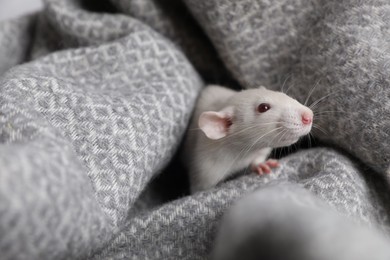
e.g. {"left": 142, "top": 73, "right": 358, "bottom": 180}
{"left": 0, "top": 0, "right": 389, "bottom": 259}
{"left": 213, "top": 184, "right": 390, "bottom": 260}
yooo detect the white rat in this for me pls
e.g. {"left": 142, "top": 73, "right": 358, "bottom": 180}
{"left": 182, "top": 85, "right": 313, "bottom": 193}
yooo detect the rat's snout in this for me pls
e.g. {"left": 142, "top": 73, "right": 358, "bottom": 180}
{"left": 301, "top": 111, "right": 313, "bottom": 125}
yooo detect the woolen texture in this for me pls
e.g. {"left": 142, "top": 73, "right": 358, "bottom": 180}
{"left": 0, "top": 0, "right": 390, "bottom": 259}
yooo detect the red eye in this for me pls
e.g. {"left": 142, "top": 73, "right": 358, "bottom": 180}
{"left": 257, "top": 103, "right": 271, "bottom": 113}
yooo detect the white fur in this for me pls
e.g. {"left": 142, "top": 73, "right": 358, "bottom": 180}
{"left": 182, "top": 85, "right": 313, "bottom": 193}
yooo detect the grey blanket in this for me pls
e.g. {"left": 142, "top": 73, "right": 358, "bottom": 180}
{"left": 1, "top": 0, "right": 390, "bottom": 259}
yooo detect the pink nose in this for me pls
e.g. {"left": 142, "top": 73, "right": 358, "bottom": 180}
{"left": 301, "top": 112, "right": 313, "bottom": 125}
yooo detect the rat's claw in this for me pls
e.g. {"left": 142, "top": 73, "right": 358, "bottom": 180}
{"left": 265, "top": 159, "right": 280, "bottom": 168}
{"left": 256, "top": 167, "right": 264, "bottom": 175}
{"left": 252, "top": 159, "right": 280, "bottom": 175}
{"left": 260, "top": 164, "right": 271, "bottom": 174}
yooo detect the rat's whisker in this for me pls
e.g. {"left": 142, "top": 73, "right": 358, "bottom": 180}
{"left": 279, "top": 129, "right": 289, "bottom": 144}
{"left": 201, "top": 124, "right": 282, "bottom": 149}
{"left": 222, "top": 122, "right": 283, "bottom": 141}
{"left": 238, "top": 127, "right": 284, "bottom": 171}
{"left": 265, "top": 129, "right": 286, "bottom": 160}
{"left": 281, "top": 74, "right": 292, "bottom": 94}
{"left": 312, "top": 124, "right": 328, "bottom": 135}
{"left": 304, "top": 78, "right": 322, "bottom": 106}
{"left": 217, "top": 127, "right": 283, "bottom": 184}
{"left": 313, "top": 123, "right": 327, "bottom": 131}
{"left": 287, "top": 142, "right": 292, "bottom": 156}
{"left": 244, "top": 127, "right": 283, "bottom": 145}
{"left": 255, "top": 121, "right": 283, "bottom": 126}
{"left": 285, "top": 80, "right": 296, "bottom": 95}
{"left": 313, "top": 113, "right": 369, "bottom": 126}
{"left": 308, "top": 132, "right": 314, "bottom": 149}
{"left": 273, "top": 130, "right": 289, "bottom": 159}
{"left": 267, "top": 128, "right": 286, "bottom": 147}
{"left": 313, "top": 110, "right": 347, "bottom": 116}
{"left": 309, "top": 90, "right": 342, "bottom": 109}
{"left": 243, "top": 127, "right": 283, "bottom": 155}
{"left": 279, "top": 146, "right": 285, "bottom": 159}
{"left": 294, "top": 141, "right": 298, "bottom": 153}
{"left": 187, "top": 123, "right": 275, "bottom": 133}
{"left": 241, "top": 127, "right": 283, "bottom": 159}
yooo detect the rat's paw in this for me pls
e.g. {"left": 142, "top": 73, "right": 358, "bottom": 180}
{"left": 251, "top": 159, "right": 280, "bottom": 175}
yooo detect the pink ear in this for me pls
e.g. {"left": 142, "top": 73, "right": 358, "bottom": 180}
{"left": 198, "top": 110, "right": 232, "bottom": 140}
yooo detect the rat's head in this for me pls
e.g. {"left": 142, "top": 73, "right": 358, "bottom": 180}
{"left": 198, "top": 87, "right": 313, "bottom": 148}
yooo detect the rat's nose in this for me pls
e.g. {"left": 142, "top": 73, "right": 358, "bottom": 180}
{"left": 301, "top": 111, "right": 313, "bottom": 125}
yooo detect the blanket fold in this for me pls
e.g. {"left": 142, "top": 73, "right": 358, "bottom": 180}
{"left": 0, "top": 0, "right": 389, "bottom": 259}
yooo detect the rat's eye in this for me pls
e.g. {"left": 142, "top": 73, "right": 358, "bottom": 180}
{"left": 257, "top": 103, "right": 271, "bottom": 113}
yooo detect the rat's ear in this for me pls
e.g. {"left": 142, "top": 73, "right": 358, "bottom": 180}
{"left": 198, "top": 107, "right": 233, "bottom": 140}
